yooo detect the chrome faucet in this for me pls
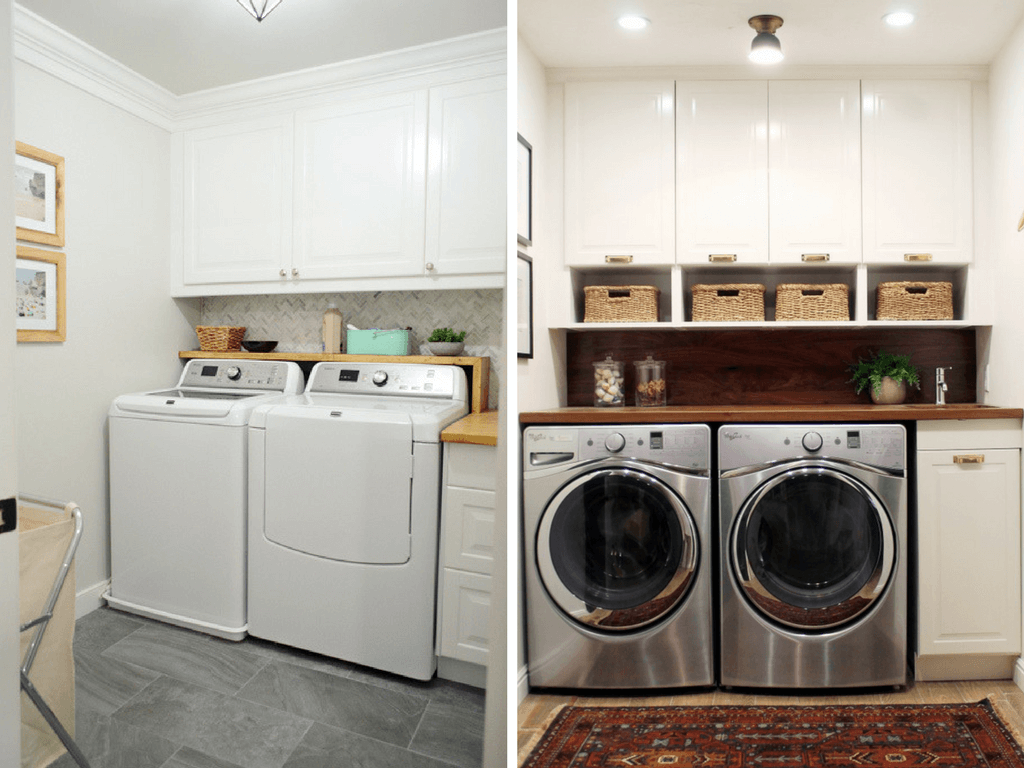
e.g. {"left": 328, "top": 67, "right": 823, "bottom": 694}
{"left": 936, "top": 367, "right": 951, "bottom": 405}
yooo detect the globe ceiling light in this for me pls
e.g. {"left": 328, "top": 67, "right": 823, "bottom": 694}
{"left": 883, "top": 11, "right": 916, "bottom": 27}
{"left": 618, "top": 15, "right": 651, "bottom": 31}
{"left": 237, "top": 0, "right": 283, "bottom": 22}
{"left": 748, "top": 15, "right": 784, "bottom": 65}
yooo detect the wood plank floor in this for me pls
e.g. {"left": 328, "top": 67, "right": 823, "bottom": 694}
{"left": 517, "top": 680, "right": 1024, "bottom": 765}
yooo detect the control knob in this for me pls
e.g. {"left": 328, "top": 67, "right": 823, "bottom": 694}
{"left": 225, "top": 366, "right": 242, "bottom": 381}
{"left": 604, "top": 433, "right": 626, "bottom": 453}
{"left": 802, "top": 431, "right": 823, "bottom": 452}
{"left": 372, "top": 370, "right": 388, "bottom": 387}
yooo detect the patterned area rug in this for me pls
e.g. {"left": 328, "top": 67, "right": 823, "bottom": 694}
{"left": 522, "top": 700, "right": 1024, "bottom": 767}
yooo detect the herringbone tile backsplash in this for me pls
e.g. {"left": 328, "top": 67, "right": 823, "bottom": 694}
{"left": 200, "top": 289, "right": 504, "bottom": 407}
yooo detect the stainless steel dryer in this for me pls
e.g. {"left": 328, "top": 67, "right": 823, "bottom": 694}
{"left": 522, "top": 424, "right": 713, "bottom": 689}
{"left": 719, "top": 424, "right": 907, "bottom": 689}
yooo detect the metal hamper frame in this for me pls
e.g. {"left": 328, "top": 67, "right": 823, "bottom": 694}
{"left": 19, "top": 494, "right": 92, "bottom": 768}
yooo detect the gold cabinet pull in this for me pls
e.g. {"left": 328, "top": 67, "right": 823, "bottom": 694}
{"left": 801, "top": 253, "right": 830, "bottom": 262}
{"left": 905, "top": 253, "right": 933, "bottom": 262}
{"left": 953, "top": 454, "right": 985, "bottom": 464}
{"left": 709, "top": 254, "right": 737, "bottom": 263}
{"left": 605, "top": 255, "right": 633, "bottom": 264}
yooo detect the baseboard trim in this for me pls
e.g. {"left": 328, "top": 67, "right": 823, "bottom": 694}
{"left": 76, "top": 579, "right": 109, "bottom": 619}
{"left": 436, "top": 656, "right": 486, "bottom": 689}
{"left": 1013, "top": 657, "right": 1024, "bottom": 692}
{"left": 518, "top": 664, "right": 529, "bottom": 704}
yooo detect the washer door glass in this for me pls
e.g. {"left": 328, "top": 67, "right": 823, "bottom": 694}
{"left": 537, "top": 468, "right": 699, "bottom": 631}
{"left": 732, "top": 466, "right": 895, "bottom": 630}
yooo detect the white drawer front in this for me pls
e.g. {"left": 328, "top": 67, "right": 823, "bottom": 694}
{"left": 445, "top": 443, "right": 496, "bottom": 490}
{"left": 443, "top": 487, "right": 495, "bottom": 575}
{"left": 439, "top": 569, "right": 491, "bottom": 666}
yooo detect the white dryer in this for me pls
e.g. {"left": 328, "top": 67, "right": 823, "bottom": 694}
{"left": 247, "top": 361, "right": 469, "bottom": 680}
{"left": 108, "top": 359, "right": 304, "bottom": 640}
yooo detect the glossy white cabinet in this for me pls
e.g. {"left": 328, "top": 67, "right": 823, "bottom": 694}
{"left": 862, "top": 81, "right": 973, "bottom": 264}
{"left": 916, "top": 420, "right": 1021, "bottom": 680}
{"left": 293, "top": 91, "right": 428, "bottom": 280}
{"left": 182, "top": 116, "right": 293, "bottom": 285}
{"left": 676, "top": 81, "right": 768, "bottom": 265}
{"left": 426, "top": 76, "right": 506, "bottom": 277}
{"left": 768, "top": 81, "right": 861, "bottom": 264}
{"left": 564, "top": 81, "right": 676, "bottom": 266}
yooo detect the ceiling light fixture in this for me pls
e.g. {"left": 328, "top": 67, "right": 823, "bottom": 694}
{"left": 618, "top": 15, "right": 651, "bottom": 31}
{"left": 883, "top": 11, "right": 915, "bottom": 27}
{"left": 237, "top": 0, "right": 283, "bottom": 22}
{"left": 748, "top": 15, "right": 784, "bottom": 65}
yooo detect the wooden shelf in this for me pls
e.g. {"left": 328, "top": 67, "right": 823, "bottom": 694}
{"left": 179, "top": 351, "right": 490, "bottom": 414}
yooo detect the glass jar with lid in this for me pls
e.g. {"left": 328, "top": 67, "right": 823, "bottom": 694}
{"left": 593, "top": 355, "right": 625, "bottom": 406}
{"left": 634, "top": 355, "right": 666, "bottom": 407}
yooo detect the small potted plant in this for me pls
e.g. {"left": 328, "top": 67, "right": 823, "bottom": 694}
{"left": 849, "top": 350, "right": 921, "bottom": 404}
{"left": 427, "top": 327, "right": 467, "bottom": 356}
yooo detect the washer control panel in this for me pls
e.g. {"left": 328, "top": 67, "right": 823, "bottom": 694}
{"left": 719, "top": 424, "right": 906, "bottom": 471}
{"left": 524, "top": 425, "right": 711, "bottom": 471}
{"left": 179, "top": 360, "right": 299, "bottom": 391}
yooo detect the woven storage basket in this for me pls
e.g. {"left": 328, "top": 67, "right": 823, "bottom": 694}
{"left": 876, "top": 282, "right": 953, "bottom": 321}
{"left": 195, "top": 325, "right": 246, "bottom": 352}
{"left": 692, "top": 283, "right": 765, "bottom": 322}
{"left": 584, "top": 285, "right": 659, "bottom": 323}
{"left": 776, "top": 283, "right": 850, "bottom": 321}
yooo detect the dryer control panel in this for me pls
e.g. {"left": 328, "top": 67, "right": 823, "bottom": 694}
{"left": 524, "top": 425, "right": 710, "bottom": 471}
{"left": 719, "top": 424, "right": 906, "bottom": 471}
{"left": 306, "top": 361, "right": 467, "bottom": 402}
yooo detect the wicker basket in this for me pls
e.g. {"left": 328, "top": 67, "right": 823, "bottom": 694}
{"left": 876, "top": 282, "right": 953, "bottom": 321}
{"left": 195, "top": 325, "right": 246, "bottom": 352}
{"left": 584, "top": 285, "right": 659, "bottom": 323}
{"left": 691, "top": 283, "right": 765, "bottom": 322}
{"left": 776, "top": 283, "right": 850, "bottom": 321}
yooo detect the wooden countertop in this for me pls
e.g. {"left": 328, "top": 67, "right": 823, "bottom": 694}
{"left": 442, "top": 410, "right": 498, "bottom": 446}
{"left": 520, "top": 404, "right": 1024, "bottom": 425}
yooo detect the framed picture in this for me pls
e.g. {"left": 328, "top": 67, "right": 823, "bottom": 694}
{"left": 16, "top": 142, "right": 65, "bottom": 247}
{"left": 16, "top": 246, "right": 66, "bottom": 343}
{"left": 517, "top": 134, "right": 532, "bottom": 247}
{"left": 517, "top": 252, "right": 533, "bottom": 358}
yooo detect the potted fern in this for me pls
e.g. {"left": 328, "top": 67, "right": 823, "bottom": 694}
{"left": 849, "top": 351, "right": 921, "bottom": 404}
{"left": 427, "top": 327, "right": 467, "bottom": 356}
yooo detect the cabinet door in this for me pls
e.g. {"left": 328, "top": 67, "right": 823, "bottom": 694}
{"left": 439, "top": 569, "right": 491, "bottom": 665}
{"left": 426, "top": 76, "right": 506, "bottom": 276}
{"left": 442, "top": 487, "right": 495, "bottom": 575}
{"left": 862, "top": 81, "right": 973, "bottom": 264}
{"left": 182, "top": 117, "right": 293, "bottom": 285}
{"left": 768, "top": 81, "right": 861, "bottom": 264}
{"left": 293, "top": 90, "right": 428, "bottom": 279}
{"left": 565, "top": 81, "right": 675, "bottom": 266}
{"left": 676, "top": 81, "right": 768, "bottom": 265}
{"left": 917, "top": 448, "right": 1020, "bottom": 657}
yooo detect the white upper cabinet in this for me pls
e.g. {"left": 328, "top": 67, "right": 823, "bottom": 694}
{"left": 293, "top": 91, "right": 428, "bottom": 280}
{"left": 425, "top": 76, "right": 506, "bottom": 276}
{"left": 862, "top": 80, "right": 973, "bottom": 264}
{"left": 182, "top": 116, "right": 293, "bottom": 285}
{"left": 676, "top": 81, "right": 768, "bottom": 265}
{"left": 564, "top": 81, "right": 676, "bottom": 266}
{"left": 768, "top": 81, "right": 862, "bottom": 264}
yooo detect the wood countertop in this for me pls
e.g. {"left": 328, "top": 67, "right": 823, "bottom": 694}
{"left": 442, "top": 410, "right": 498, "bottom": 446}
{"left": 520, "top": 404, "right": 1024, "bottom": 425}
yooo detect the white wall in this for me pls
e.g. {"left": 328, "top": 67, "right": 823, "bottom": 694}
{"left": 987, "top": 17, "right": 1024, "bottom": 409}
{"left": 14, "top": 61, "right": 197, "bottom": 607}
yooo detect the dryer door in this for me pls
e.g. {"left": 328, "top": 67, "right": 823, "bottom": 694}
{"left": 731, "top": 465, "right": 896, "bottom": 630}
{"left": 536, "top": 468, "right": 698, "bottom": 631}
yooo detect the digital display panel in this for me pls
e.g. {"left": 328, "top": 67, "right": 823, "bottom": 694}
{"left": 337, "top": 370, "right": 359, "bottom": 382}
{"left": 650, "top": 431, "right": 663, "bottom": 449}
{"left": 847, "top": 431, "right": 861, "bottom": 449}
{"left": 201, "top": 365, "right": 218, "bottom": 377}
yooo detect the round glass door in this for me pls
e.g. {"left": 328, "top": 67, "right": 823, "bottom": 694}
{"left": 537, "top": 468, "right": 698, "bottom": 631}
{"left": 731, "top": 466, "right": 895, "bottom": 630}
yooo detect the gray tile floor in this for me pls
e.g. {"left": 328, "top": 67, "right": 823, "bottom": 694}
{"left": 49, "top": 607, "right": 485, "bottom": 768}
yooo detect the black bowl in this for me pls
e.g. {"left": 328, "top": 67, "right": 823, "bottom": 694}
{"left": 241, "top": 340, "right": 278, "bottom": 353}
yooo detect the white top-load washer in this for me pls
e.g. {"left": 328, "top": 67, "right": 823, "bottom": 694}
{"left": 247, "top": 360, "right": 469, "bottom": 680}
{"left": 107, "top": 359, "right": 303, "bottom": 640}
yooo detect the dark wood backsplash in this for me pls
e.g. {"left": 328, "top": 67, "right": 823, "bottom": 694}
{"left": 568, "top": 329, "right": 977, "bottom": 406}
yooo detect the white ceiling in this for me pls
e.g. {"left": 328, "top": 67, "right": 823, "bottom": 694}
{"left": 15, "top": 0, "right": 507, "bottom": 95}
{"left": 519, "top": 0, "right": 1024, "bottom": 69}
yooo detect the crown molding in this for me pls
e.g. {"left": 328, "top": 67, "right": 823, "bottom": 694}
{"left": 13, "top": 4, "right": 177, "bottom": 130}
{"left": 13, "top": 6, "right": 506, "bottom": 131}
{"left": 546, "top": 64, "right": 990, "bottom": 83}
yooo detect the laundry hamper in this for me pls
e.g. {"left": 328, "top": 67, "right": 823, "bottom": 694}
{"left": 19, "top": 496, "right": 89, "bottom": 768}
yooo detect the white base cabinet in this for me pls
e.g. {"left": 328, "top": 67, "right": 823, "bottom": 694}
{"left": 437, "top": 442, "right": 495, "bottom": 682}
{"left": 916, "top": 420, "right": 1022, "bottom": 681}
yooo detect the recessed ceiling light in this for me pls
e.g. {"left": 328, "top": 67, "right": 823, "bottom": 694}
{"left": 618, "top": 15, "right": 651, "bottom": 31}
{"left": 883, "top": 11, "right": 915, "bottom": 27}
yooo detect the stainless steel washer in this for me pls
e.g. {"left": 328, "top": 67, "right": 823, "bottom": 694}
{"left": 522, "top": 424, "right": 713, "bottom": 689}
{"left": 719, "top": 424, "right": 908, "bottom": 689}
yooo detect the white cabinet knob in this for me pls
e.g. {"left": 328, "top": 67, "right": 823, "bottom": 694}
{"left": 279, "top": 269, "right": 286, "bottom": 277}
{"left": 291, "top": 268, "right": 299, "bottom": 277}
{"left": 425, "top": 262, "right": 435, "bottom": 271}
